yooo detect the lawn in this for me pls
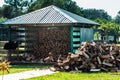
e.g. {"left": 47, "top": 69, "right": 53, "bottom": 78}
{"left": 23, "top": 72, "right": 120, "bottom": 80}
{"left": 0, "top": 64, "right": 50, "bottom": 75}
{"left": 117, "top": 44, "right": 120, "bottom": 46}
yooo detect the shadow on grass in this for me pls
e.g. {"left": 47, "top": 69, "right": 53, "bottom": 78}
{"left": 10, "top": 64, "right": 51, "bottom": 69}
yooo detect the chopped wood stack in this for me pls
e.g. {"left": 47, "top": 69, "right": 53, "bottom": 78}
{"left": 51, "top": 41, "right": 120, "bottom": 72}
{"left": 33, "top": 27, "right": 70, "bottom": 60}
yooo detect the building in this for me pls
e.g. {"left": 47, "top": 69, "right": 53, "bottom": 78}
{"left": 2, "top": 5, "right": 99, "bottom": 58}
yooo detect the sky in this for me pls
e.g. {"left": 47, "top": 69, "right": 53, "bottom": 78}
{"left": 0, "top": 0, "right": 120, "bottom": 18}
{"left": 0, "top": 0, "right": 4, "bottom": 6}
{"left": 73, "top": 0, "right": 120, "bottom": 18}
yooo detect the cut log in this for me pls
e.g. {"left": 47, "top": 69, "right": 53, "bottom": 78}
{"left": 101, "top": 54, "right": 111, "bottom": 59}
{"left": 51, "top": 41, "right": 120, "bottom": 72}
{"left": 83, "top": 52, "right": 89, "bottom": 58}
{"left": 102, "top": 61, "right": 113, "bottom": 67}
{"left": 97, "top": 57, "right": 101, "bottom": 64}
{"left": 110, "top": 68, "right": 118, "bottom": 72}
{"left": 109, "top": 51, "right": 115, "bottom": 60}
{"left": 101, "top": 67, "right": 109, "bottom": 71}
{"left": 116, "top": 59, "right": 120, "bottom": 62}
{"left": 90, "top": 69, "right": 100, "bottom": 72}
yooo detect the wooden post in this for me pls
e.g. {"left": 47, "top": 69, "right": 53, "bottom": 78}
{"left": 8, "top": 26, "right": 12, "bottom": 61}
{"left": 70, "top": 26, "right": 73, "bottom": 52}
{"left": 8, "top": 26, "right": 12, "bottom": 41}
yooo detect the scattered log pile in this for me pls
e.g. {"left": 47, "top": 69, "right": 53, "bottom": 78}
{"left": 51, "top": 41, "right": 120, "bottom": 72}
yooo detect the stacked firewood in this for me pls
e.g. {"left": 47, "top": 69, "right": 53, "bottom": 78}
{"left": 51, "top": 41, "right": 120, "bottom": 72}
{"left": 33, "top": 27, "right": 70, "bottom": 60}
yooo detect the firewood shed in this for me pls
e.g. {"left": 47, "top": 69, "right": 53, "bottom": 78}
{"left": 2, "top": 5, "right": 99, "bottom": 60}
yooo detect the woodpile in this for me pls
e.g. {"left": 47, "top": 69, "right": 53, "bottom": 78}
{"left": 51, "top": 41, "right": 120, "bottom": 72}
{"left": 33, "top": 27, "right": 70, "bottom": 61}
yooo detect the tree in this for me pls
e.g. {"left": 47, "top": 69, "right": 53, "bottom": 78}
{"left": 83, "top": 9, "right": 111, "bottom": 21}
{"left": 0, "top": 17, "right": 7, "bottom": 22}
{"left": 0, "top": 7, "right": 3, "bottom": 17}
{"left": 2, "top": 5, "right": 15, "bottom": 18}
{"left": 108, "top": 21, "right": 120, "bottom": 43}
{"left": 95, "top": 18, "right": 120, "bottom": 43}
{"left": 27, "top": 0, "right": 83, "bottom": 16}
{"left": 115, "top": 11, "right": 120, "bottom": 24}
{"left": 63, "top": 0, "right": 83, "bottom": 15}
{"left": 4, "top": 0, "right": 33, "bottom": 18}
{"left": 94, "top": 32, "right": 101, "bottom": 40}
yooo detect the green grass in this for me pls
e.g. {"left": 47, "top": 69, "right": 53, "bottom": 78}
{"left": 0, "top": 64, "right": 50, "bottom": 75}
{"left": 23, "top": 72, "right": 120, "bottom": 80}
{"left": 117, "top": 44, "right": 120, "bottom": 46}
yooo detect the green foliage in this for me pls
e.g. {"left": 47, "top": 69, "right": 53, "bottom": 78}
{"left": 0, "top": 17, "right": 7, "bottom": 22}
{"left": 117, "top": 44, "right": 120, "bottom": 46}
{"left": 115, "top": 11, "right": 120, "bottom": 24}
{"left": 108, "top": 21, "right": 120, "bottom": 35}
{"left": 28, "top": 0, "right": 83, "bottom": 16}
{"left": 95, "top": 18, "right": 120, "bottom": 35}
{"left": 94, "top": 18, "right": 108, "bottom": 24}
{"left": 23, "top": 72, "right": 120, "bottom": 80}
{"left": 94, "top": 32, "right": 101, "bottom": 40}
{"left": 2, "top": 5, "right": 15, "bottom": 18}
{"left": 0, "top": 0, "right": 112, "bottom": 21}
{"left": 95, "top": 18, "right": 120, "bottom": 42}
{"left": 0, "top": 7, "right": 3, "bottom": 17}
{"left": 3, "top": 0, "right": 33, "bottom": 18}
{"left": 83, "top": 9, "right": 111, "bottom": 20}
{"left": 27, "top": 0, "right": 111, "bottom": 21}
{"left": 4, "top": 0, "right": 31, "bottom": 10}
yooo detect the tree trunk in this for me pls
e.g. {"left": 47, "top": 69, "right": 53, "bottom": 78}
{"left": 114, "top": 35, "right": 118, "bottom": 43}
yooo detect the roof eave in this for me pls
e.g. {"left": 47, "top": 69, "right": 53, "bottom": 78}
{"left": 4, "top": 22, "right": 99, "bottom": 28}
